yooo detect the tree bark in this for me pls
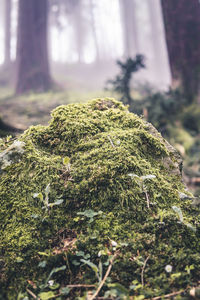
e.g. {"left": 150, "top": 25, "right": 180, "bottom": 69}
{"left": 4, "top": 0, "right": 11, "bottom": 65}
{"left": 16, "top": 0, "right": 52, "bottom": 94}
{"left": 161, "top": 0, "right": 200, "bottom": 101}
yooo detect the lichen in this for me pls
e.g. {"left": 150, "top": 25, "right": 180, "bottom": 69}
{"left": 0, "top": 98, "right": 199, "bottom": 299}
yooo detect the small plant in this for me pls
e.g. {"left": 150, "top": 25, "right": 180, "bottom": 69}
{"left": 172, "top": 205, "right": 196, "bottom": 232}
{"left": 76, "top": 209, "right": 103, "bottom": 223}
{"left": 128, "top": 173, "right": 156, "bottom": 208}
{"left": 33, "top": 184, "right": 63, "bottom": 214}
{"left": 106, "top": 54, "right": 145, "bottom": 106}
{"left": 25, "top": 265, "right": 69, "bottom": 300}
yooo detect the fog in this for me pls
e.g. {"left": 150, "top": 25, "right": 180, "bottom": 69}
{"left": 0, "top": 0, "right": 171, "bottom": 90}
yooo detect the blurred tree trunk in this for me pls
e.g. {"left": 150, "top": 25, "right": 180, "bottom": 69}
{"left": 161, "top": 0, "right": 200, "bottom": 101}
{"left": 146, "top": 0, "right": 164, "bottom": 79}
{"left": 16, "top": 0, "right": 51, "bottom": 94}
{"left": 120, "top": 0, "right": 139, "bottom": 58}
{"left": 73, "top": 0, "right": 84, "bottom": 63}
{"left": 89, "top": 0, "right": 100, "bottom": 62}
{"left": 4, "top": 0, "right": 11, "bottom": 66}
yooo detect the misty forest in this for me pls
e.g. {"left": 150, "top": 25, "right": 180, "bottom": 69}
{"left": 0, "top": 0, "right": 200, "bottom": 299}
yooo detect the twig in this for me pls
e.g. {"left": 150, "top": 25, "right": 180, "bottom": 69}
{"left": 66, "top": 284, "right": 95, "bottom": 288}
{"left": 149, "top": 289, "right": 185, "bottom": 300}
{"left": 107, "top": 135, "right": 115, "bottom": 148}
{"left": 141, "top": 255, "right": 150, "bottom": 287}
{"left": 26, "top": 288, "right": 38, "bottom": 299}
{"left": 144, "top": 191, "right": 150, "bottom": 209}
{"left": 65, "top": 253, "right": 73, "bottom": 284}
{"left": 89, "top": 252, "right": 118, "bottom": 300}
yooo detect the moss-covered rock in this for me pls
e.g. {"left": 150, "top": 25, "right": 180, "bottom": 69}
{"left": 0, "top": 98, "right": 199, "bottom": 299}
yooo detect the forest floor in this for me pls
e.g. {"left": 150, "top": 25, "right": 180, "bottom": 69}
{"left": 0, "top": 88, "right": 115, "bottom": 131}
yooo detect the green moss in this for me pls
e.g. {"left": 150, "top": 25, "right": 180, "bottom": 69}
{"left": 0, "top": 98, "right": 199, "bottom": 299}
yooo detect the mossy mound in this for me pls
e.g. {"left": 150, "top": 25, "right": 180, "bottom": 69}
{"left": 0, "top": 98, "right": 199, "bottom": 299}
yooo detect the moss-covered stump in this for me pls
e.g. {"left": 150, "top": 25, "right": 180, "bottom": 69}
{"left": 0, "top": 98, "right": 199, "bottom": 299}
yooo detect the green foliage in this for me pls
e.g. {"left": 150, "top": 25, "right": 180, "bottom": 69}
{"left": 133, "top": 88, "right": 187, "bottom": 134}
{"left": 106, "top": 55, "right": 145, "bottom": 106}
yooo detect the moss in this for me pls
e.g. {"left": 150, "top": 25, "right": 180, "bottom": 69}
{"left": 0, "top": 98, "right": 199, "bottom": 299}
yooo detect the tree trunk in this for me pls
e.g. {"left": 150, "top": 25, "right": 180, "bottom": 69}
{"left": 16, "top": 0, "right": 51, "bottom": 94}
{"left": 161, "top": 0, "right": 200, "bottom": 101}
{"left": 4, "top": 0, "right": 11, "bottom": 66}
{"left": 89, "top": 0, "right": 100, "bottom": 62}
{"left": 120, "top": 0, "right": 139, "bottom": 58}
{"left": 73, "top": 0, "right": 84, "bottom": 63}
{"left": 146, "top": 0, "right": 165, "bottom": 79}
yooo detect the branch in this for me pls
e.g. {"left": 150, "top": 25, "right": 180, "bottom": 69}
{"left": 150, "top": 289, "right": 185, "bottom": 300}
{"left": 67, "top": 284, "right": 95, "bottom": 288}
{"left": 144, "top": 191, "right": 150, "bottom": 209}
{"left": 89, "top": 252, "right": 118, "bottom": 300}
{"left": 141, "top": 255, "right": 150, "bottom": 287}
{"left": 26, "top": 288, "right": 38, "bottom": 299}
{"left": 107, "top": 135, "right": 115, "bottom": 148}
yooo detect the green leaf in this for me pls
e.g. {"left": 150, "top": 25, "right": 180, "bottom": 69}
{"left": 141, "top": 175, "right": 156, "bottom": 180}
{"left": 31, "top": 214, "right": 39, "bottom": 219}
{"left": 38, "top": 251, "right": 50, "bottom": 257}
{"left": 48, "top": 199, "right": 64, "bottom": 208}
{"left": 16, "top": 257, "right": 23, "bottom": 263}
{"left": 128, "top": 173, "right": 139, "bottom": 178}
{"left": 39, "top": 291, "right": 56, "bottom": 300}
{"left": 33, "top": 192, "right": 43, "bottom": 201}
{"left": 77, "top": 209, "right": 102, "bottom": 219}
{"left": 49, "top": 265, "right": 66, "bottom": 277}
{"left": 60, "top": 287, "right": 70, "bottom": 295}
{"left": 45, "top": 183, "right": 50, "bottom": 194}
{"left": 185, "top": 222, "right": 196, "bottom": 232}
{"left": 107, "top": 283, "right": 129, "bottom": 294}
{"left": 53, "top": 199, "right": 63, "bottom": 205}
{"left": 171, "top": 272, "right": 182, "bottom": 279}
{"left": 63, "top": 157, "right": 70, "bottom": 165}
{"left": 38, "top": 260, "right": 47, "bottom": 268}
{"left": 72, "top": 260, "right": 80, "bottom": 266}
{"left": 76, "top": 251, "right": 85, "bottom": 257}
{"left": 49, "top": 283, "right": 60, "bottom": 290}
{"left": 172, "top": 206, "right": 183, "bottom": 222}
{"left": 80, "top": 259, "right": 99, "bottom": 275}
